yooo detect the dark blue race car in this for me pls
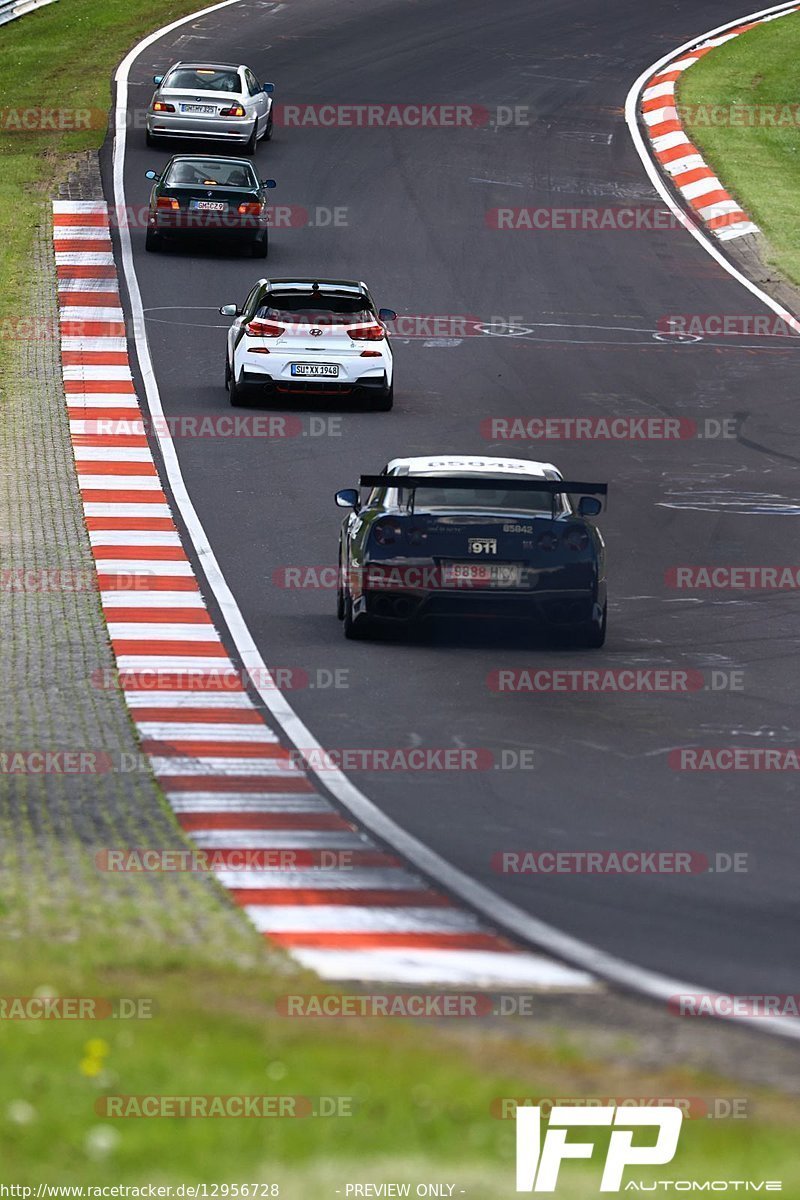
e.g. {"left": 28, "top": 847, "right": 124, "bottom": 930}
{"left": 334, "top": 455, "right": 608, "bottom": 644}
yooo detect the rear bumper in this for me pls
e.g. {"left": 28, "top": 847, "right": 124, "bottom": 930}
{"left": 146, "top": 115, "right": 256, "bottom": 143}
{"left": 240, "top": 370, "right": 389, "bottom": 397}
{"left": 150, "top": 213, "right": 266, "bottom": 238}
{"left": 355, "top": 581, "right": 606, "bottom": 625}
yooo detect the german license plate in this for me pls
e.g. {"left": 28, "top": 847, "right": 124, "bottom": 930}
{"left": 291, "top": 363, "right": 339, "bottom": 377}
{"left": 441, "top": 562, "right": 523, "bottom": 587}
{"left": 190, "top": 200, "right": 226, "bottom": 211}
{"left": 180, "top": 104, "right": 215, "bottom": 114}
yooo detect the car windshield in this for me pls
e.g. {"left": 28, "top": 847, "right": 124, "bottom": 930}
{"left": 164, "top": 160, "right": 256, "bottom": 188}
{"left": 165, "top": 68, "right": 241, "bottom": 93}
{"left": 396, "top": 485, "right": 560, "bottom": 513}
{"left": 257, "top": 292, "right": 373, "bottom": 325}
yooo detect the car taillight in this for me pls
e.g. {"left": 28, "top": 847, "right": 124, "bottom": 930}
{"left": 245, "top": 320, "right": 283, "bottom": 337}
{"left": 347, "top": 324, "right": 384, "bottom": 341}
{"left": 372, "top": 521, "right": 401, "bottom": 545}
{"left": 156, "top": 196, "right": 179, "bottom": 210}
{"left": 237, "top": 202, "right": 262, "bottom": 215}
{"left": 360, "top": 350, "right": 382, "bottom": 357}
{"left": 564, "top": 526, "right": 589, "bottom": 551}
{"left": 219, "top": 104, "right": 246, "bottom": 117}
{"left": 153, "top": 101, "right": 175, "bottom": 113}
{"left": 537, "top": 531, "right": 559, "bottom": 551}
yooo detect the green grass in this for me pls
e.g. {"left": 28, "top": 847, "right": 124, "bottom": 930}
{"left": 677, "top": 10, "right": 800, "bottom": 283}
{"left": 0, "top": 0, "right": 213, "bottom": 359}
{"left": 3, "top": 941, "right": 800, "bottom": 1195}
{"left": 2, "top": 3, "right": 800, "bottom": 1191}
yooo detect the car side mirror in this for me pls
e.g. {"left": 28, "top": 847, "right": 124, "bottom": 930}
{"left": 263, "top": 82, "right": 275, "bottom": 94}
{"left": 219, "top": 304, "right": 240, "bottom": 317}
{"left": 145, "top": 170, "right": 158, "bottom": 180}
{"left": 153, "top": 75, "right": 164, "bottom": 86}
{"left": 378, "top": 308, "right": 397, "bottom": 322}
{"left": 262, "top": 179, "right": 277, "bottom": 189}
{"left": 335, "top": 488, "right": 360, "bottom": 510}
{"left": 578, "top": 496, "right": 602, "bottom": 517}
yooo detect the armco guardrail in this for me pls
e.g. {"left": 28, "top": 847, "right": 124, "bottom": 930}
{"left": 0, "top": 0, "right": 57, "bottom": 26}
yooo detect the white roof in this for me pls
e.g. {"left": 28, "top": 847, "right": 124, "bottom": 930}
{"left": 386, "top": 455, "right": 559, "bottom": 478}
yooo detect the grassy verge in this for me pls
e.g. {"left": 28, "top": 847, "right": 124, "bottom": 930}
{"left": 2, "top": 2, "right": 800, "bottom": 1192}
{"left": 677, "top": 10, "right": 800, "bottom": 284}
{"left": 3, "top": 940, "right": 800, "bottom": 1194}
{"left": 0, "top": 0, "right": 213, "bottom": 362}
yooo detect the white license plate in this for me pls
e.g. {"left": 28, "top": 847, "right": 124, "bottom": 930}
{"left": 291, "top": 363, "right": 339, "bottom": 377}
{"left": 180, "top": 104, "right": 215, "bottom": 114}
{"left": 441, "top": 562, "right": 523, "bottom": 587}
{"left": 190, "top": 200, "right": 226, "bottom": 211}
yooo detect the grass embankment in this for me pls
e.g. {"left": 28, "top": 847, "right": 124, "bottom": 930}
{"left": 1, "top": 3, "right": 800, "bottom": 1193}
{"left": 678, "top": 10, "right": 800, "bottom": 283}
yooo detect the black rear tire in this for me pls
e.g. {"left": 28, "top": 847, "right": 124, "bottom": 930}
{"left": 244, "top": 124, "right": 258, "bottom": 155}
{"left": 263, "top": 114, "right": 273, "bottom": 142}
{"left": 228, "top": 365, "right": 248, "bottom": 407}
{"left": 251, "top": 233, "right": 268, "bottom": 258}
{"left": 145, "top": 228, "right": 160, "bottom": 252}
{"left": 343, "top": 590, "right": 373, "bottom": 640}
{"left": 571, "top": 602, "right": 607, "bottom": 649}
{"left": 145, "top": 130, "right": 156, "bottom": 148}
{"left": 370, "top": 380, "right": 393, "bottom": 411}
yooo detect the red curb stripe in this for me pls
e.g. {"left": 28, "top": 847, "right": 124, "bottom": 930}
{"left": 706, "top": 210, "right": 749, "bottom": 230}
{"left": 163, "top": 772, "right": 316, "bottom": 792}
{"left": 64, "top": 379, "right": 135, "bottom": 393}
{"left": 78, "top": 462, "right": 158, "bottom": 476}
{"left": 647, "top": 118, "right": 684, "bottom": 139}
{"left": 62, "top": 351, "right": 129, "bottom": 365}
{"left": 140, "top": 740, "right": 286, "bottom": 759}
{"left": 80, "top": 490, "right": 168, "bottom": 504}
{"left": 70, "top": 411, "right": 146, "bottom": 423}
{"left": 671, "top": 165, "right": 715, "bottom": 187}
{"left": 92, "top": 545, "right": 186, "bottom": 559}
{"left": 57, "top": 264, "right": 117, "bottom": 278}
{"left": 133, "top": 708, "right": 262, "bottom": 723}
{"left": 60, "top": 321, "right": 127, "bottom": 336}
{"left": 59, "top": 292, "right": 120, "bottom": 306}
{"left": 54, "top": 212, "right": 110, "bottom": 227}
{"left": 264, "top": 932, "right": 512, "bottom": 950}
{"left": 97, "top": 576, "right": 200, "bottom": 592}
{"left": 204, "top": 850, "right": 403, "bottom": 870}
{"left": 177, "top": 812, "right": 341, "bottom": 830}
{"left": 655, "top": 141, "right": 700, "bottom": 165}
{"left": 104, "top": 608, "right": 213, "bottom": 624}
{"left": 687, "top": 188, "right": 730, "bottom": 210}
{"left": 233, "top": 888, "right": 449, "bottom": 906}
{"left": 54, "top": 239, "right": 112, "bottom": 253}
{"left": 73, "top": 434, "right": 149, "bottom": 447}
{"left": 112, "top": 640, "right": 227, "bottom": 657}
{"left": 85, "top": 517, "right": 175, "bottom": 530}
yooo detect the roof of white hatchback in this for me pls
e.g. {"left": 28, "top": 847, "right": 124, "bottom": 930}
{"left": 386, "top": 455, "right": 559, "bottom": 477}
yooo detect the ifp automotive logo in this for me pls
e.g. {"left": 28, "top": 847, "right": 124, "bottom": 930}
{"left": 515, "top": 1104, "right": 682, "bottom": 1192}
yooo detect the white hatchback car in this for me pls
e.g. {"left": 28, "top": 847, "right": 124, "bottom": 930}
{"left": 220, "top": 279, "right": 397, "bottom": 410}
{"left": 146, "top": 62, "right": 274, "bottom": 154}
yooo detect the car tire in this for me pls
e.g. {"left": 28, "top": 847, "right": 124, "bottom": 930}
{"left": 572, "top": 601, "right": 607, "bottom": 649}
{"left": 342, "top": 589, "right": 373, "bottom": 640}
{"left": 228, "top": 363, "right": 248, "bottom": 407}
{"left": 145, "top": 130, "right": 155, "bottom": 148}
{"left": 263, "top": 113, "right": 273, "bottom": 142}
{"left": 244, "top": 123, "right": 258, "bottom": 155}
{"left": 251, "top": 232, "right": 268, "bottom": 258}
{"left": 145, "top": 228, "right": 161, "bottom": 252}
{"left": 336, "top": 545, "right": 346, "bottom": 620}
{"left": 370, "top": 380, "right": 394, "bottom": 411}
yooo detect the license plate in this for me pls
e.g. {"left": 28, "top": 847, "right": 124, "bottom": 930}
{"left": 180, "top": 103, "right": 215, "bottom": 114}
{"left": 291, "top": 363, "right": 339, "bottom": 377}
{"left": 189, "top": 200, "right": 226, "bottom": 211}
{"left": 441, "top": 562, "right": 523, "bottom": 587}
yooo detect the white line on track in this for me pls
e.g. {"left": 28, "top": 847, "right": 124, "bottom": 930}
{"left": 112, "top": 0, "right": 800, "bottom": 1037}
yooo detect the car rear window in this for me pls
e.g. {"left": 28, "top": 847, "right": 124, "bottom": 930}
{"left": 257, "top": 293, "right": 373, "bottom": 325}
{"left": 165, "top": 68, "right": 241, "bottom": 93}
{"left": 397, "top": 486, "right": 558, "bottom": 513}
{"left": 164, "top": 160, "right": 256, "bottom": 188}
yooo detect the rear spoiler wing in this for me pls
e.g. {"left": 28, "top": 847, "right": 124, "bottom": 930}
{"left": 359, "top": 475, "right": 607, "bottom": 495}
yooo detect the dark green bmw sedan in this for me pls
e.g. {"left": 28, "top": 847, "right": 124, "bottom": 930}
{"left": 144, "top": 155, "right": 276, "bottom": 256}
